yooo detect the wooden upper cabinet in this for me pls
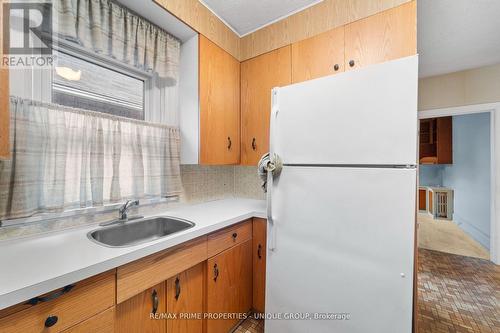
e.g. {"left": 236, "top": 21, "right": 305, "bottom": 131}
{"left": 0, "top": 0, "right": 9, "bottom": 160}
{"left": 344, "top": 1, "right": 416, "bottom": 70}
{"left": 241, "top": 46, "right": 291, "bottom": 166}
{"left": 419, "top": 117, "right": 453, "bottom": 164}
{"left": 199, "top": 35, "right": 240, "bottom": 165}
{"left": 291, "top": 26, "right": 345, "bottom": 83}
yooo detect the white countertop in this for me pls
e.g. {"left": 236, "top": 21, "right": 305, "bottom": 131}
{"left": 0, "top": 198, "right": 266, "bottom": 310}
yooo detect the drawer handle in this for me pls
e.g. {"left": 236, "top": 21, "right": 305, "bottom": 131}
{"left": 232, "top": 232, "right": 238, "bottom": 241}
{"left": 45, "top": 315, "right": 58, "bottom": 328}
{"left": 152, "top": 289, "right": 159, "bottom": 314}
{"left": 227, "top": 137, "right": 232, "bottom": 150}
{"left": 333, "top": 64, "right": 339, "bottom": 71}
{"left": 213, "top": 263, "right": 219, "bottom": 282}
{"left": 258, "top": 244, "right": 262, "bottom": 259}
{"left": 349, "top": 60, "right": 355, "bottom": 67}
{"left": 175, "top": 277, "right": 181, "bottom": 300}
{"left": 26, "top": 284, "right": 75, "bottom": 306}
{"left": 252, "top": 138, "right": 257, "bottom": 150}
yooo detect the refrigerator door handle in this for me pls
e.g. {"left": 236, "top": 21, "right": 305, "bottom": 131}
{"left": 267, "top": 88, "right": 280, "bottom": 251}
{"left": 267, "top": 170, "right": 276, "bottom": 251}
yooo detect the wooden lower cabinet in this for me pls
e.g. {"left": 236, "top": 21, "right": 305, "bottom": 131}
{"left": 418, "top": 188, "right": 427, "bottom": 211}
{"left": 166, "top": 263, "right": 205, "bottom": 333}
{"left": 115, "top": 282, "right": 166, "bottom": 333}
{"left": 252, "top": 218, "right": 267, "bottom": 313}
{"left": 0, "top": 271, "right": 115, "bottom": 333}
{"left": 62, "top": 307, "right": 115, "bottom": 333}
{"left": 206, "top": 240, "right": 253, "bottom": 333}
{"left": 0, "top": 221, "right": 262, "bottom": 333}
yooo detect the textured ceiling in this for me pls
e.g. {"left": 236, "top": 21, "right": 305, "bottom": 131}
{"left": 418, "top": 0, "right": 500, "bottom": 77}
{"left": 200, "top": 0, "right": 323, "bottom": 36}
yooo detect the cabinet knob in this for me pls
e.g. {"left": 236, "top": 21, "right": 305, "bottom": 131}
{"left": 252, "top": 138, "right": 257, "bottom": 150}
{"left": 213, "top": 263, "right": 219, "bottom": 281}
{"left": 232, "top": 232, "right": 238, "bottom": 240}
{"left": 174, "top": 277, "right": 181, "bottom": 300}
{"left": 349, "top": 60, "right": 355, "bottom": 67}
{"left": 44, "top": 315, "right": 58, "bottom": 328}
{"left": 227, "top": 137, "right": 232, "bottom": 150}
{"left": 151, "top": 289, "right": 159, "bottom": 314}
{"left": 333, "top": 64, "right": 339, "bottom": 71}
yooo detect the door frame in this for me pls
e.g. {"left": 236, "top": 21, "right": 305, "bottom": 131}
{"left": 419, "top": 102, "right": 499, "bottom": 264}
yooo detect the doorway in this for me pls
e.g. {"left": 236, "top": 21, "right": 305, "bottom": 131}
{"left": 418, "top": 112, "right": 491, "bottom": 260}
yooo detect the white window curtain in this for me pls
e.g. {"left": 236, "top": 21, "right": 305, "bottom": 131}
{"left": 0, "top": 97, "right": 182, "bottom": 220}
{"left": 55, "top": 0, "right": 180, "bottom": 86}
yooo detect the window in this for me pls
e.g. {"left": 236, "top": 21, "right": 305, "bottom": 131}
{"left": 52, "top": 50, "right": 146, "bottom": 120}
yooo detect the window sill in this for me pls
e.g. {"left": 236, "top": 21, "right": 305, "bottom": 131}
{"left": 0, "top": 197, "right": 179, "bottom": 228}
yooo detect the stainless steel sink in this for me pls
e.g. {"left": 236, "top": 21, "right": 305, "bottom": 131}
{"left": 88, "top": 217, "right": 195, "bottom": 247}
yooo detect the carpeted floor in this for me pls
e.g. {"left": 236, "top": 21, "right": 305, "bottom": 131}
{"left": 235, "top": 249, "right": 500, "bottom": 333}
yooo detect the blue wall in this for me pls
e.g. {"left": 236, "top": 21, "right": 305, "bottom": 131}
{"left": 419, "top": 164, "right": 444, "bottom": 186}
{"left": 419, "top": 113, "right": 491, "bottom": 249}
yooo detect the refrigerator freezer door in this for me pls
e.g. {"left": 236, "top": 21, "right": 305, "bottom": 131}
{"left": 271, "top": 56, "right": 418, "bottom": 166}
{"left": 265, "top": 166, "right": 416, "bottom": 333}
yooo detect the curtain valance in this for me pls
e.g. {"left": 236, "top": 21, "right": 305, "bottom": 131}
{"left": 55, "top": 0, "right": 180, "bottom": 85}
{"left": 0, "top": 97, "right": 182, "bottom": 220}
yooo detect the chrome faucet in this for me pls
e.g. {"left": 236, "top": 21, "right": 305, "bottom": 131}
{"left": 118, "top": 200, "right": 140, "bottom": 221}
{"left": 99, "top": 200, "right": 141, "bottom": 227}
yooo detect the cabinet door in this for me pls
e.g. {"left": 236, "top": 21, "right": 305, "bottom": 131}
{"left": 115, "top": 282, "right": 166, "bottom": 333}
{"left": 241, "top": 46, "right": 291, "bottom": 166}
{"left": 291, "top": 26, "right": 345, "bottom": 83}
{"left": 344, "top": 1, "right": 416, "bottom": 70}
{"left": 199, "top": 35, "right": 240, "bottom": 165}
{"left": 436, "top": 117, "right": 453, "bottom": 164}
{"left": 166, "top": 263, "right": 204, "bottom": 333}
{"left": 252, "top": 218, "right": 267, "bottom": 313}
{"left": 206, "top": 240, "right": 252, "bottom": 333}
{"left": 0, "top": 0, "right": 9, "bottom": 160}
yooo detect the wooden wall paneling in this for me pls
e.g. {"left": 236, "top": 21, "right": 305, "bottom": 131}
{"left": 199, "top": 35, "right": 240, "bottom": 165}
{"left": 241, "top": 46, "right": 291, "bottom": 165}
{"left": 0, "top": 0, "right": 9, "bottom": 159}
{"left": 291, "top": 26, "right": 345, "bottom": 83}
{"left": 344, "top": 1, "right": 416, "bottom": 70}
{"left": 240, "top": 0, "right": 412, "bottom": 61}
{"left": 153, "top": 0, "right": 240, "bottom": 60}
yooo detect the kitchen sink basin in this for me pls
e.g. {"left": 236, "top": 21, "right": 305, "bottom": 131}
{"left": 88, "top": 217, "right": 195, "bottom": 247}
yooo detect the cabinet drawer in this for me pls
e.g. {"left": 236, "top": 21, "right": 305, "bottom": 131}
{"left": 117, "top": 236, "right": 208, "bottom": 303}
{"left": 207, "top": 220, "right": 252, "bottom": 257}
{"left": 0, "top": 271, "right": 115, "bottom": 333}
{"left": 61, "top": 307, "right": 114, "bottom": 333}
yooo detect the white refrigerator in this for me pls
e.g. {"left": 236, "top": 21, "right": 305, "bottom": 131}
{"left": 265, "top": 56, "right": 418, "bottom": 333}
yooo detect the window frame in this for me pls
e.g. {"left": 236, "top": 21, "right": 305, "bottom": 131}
{"left": 3, "top": 38, "right": 177, "bottom": 226}
{"left": 45, "top": 37, "right": 155, "bottom": 118}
